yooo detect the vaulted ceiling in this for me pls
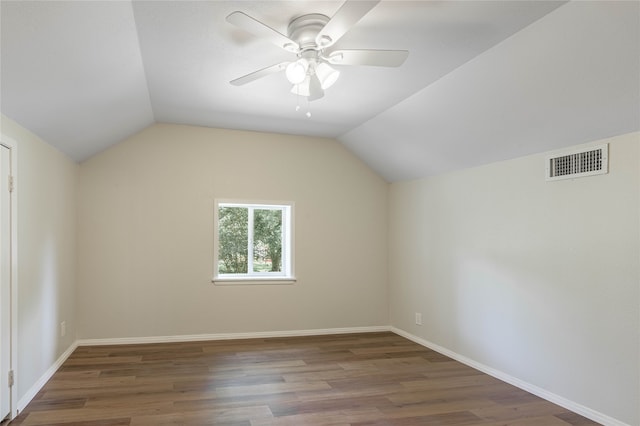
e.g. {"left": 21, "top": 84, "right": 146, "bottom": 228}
{"left": 1, "top": 1, "right": 638, "bottom": 181}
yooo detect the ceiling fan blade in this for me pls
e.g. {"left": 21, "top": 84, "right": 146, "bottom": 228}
{"left": 226, "top": 11, "right": 299, "bottom": 52}
{"left": 327, "top": 49, "right": 409, "bottom": 67}
{"left": 315, "top": 0, "right": 380, "bottom": 49}
{"left": 230, "top": 62, "right": 288, "bottom": 86}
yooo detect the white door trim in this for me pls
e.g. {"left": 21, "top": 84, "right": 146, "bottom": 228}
{"left": 0, "top": 134, "right": 18, "bottom": 420}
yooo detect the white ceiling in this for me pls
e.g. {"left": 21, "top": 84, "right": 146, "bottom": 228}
{"left": 1, "top": 1, "right": 638, "bottom": 181}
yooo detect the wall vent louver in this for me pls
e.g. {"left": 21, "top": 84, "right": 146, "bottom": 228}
{"left": 545, "top": 143, "right": 608, "bottom": 181}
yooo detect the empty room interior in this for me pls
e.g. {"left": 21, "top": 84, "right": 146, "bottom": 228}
{"left": 0, "top": 1, "right": 639, "bottom": 425}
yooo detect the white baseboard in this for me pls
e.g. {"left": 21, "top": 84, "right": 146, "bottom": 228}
{"left": 18, "top": 340, "right": 78, "bottom": 414}
{"left": 390, "top": 327, "right": 631, "bottom": 426}
{"left": 76, "top": 325, "right": 391, "bottom": 347}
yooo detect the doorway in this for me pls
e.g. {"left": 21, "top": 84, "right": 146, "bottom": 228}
{"left": 0, "top": 142, "right": 14, "bottom": 422}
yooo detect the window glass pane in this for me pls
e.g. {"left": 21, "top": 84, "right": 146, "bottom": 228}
{"left": 218, "top": 206, "right": 248, "bottom": 274}
{"left": 253, "top": 208, "right": 282, "bottom": 273}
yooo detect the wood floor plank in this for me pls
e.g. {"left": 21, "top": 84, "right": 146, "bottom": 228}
{"left": 471, "top": 400, "right": 569, "bottom": 422}
{"left": 129, "top": 405, "right": 272, "bottom": 426}
{"left": 250, "top": 407, "right": 384, "bottom": 426}
{"left": 10, "top": 332, "right": 600, "bottom": 425}
{"left": 478, "top": 415, "right": 574, "bottom": 426}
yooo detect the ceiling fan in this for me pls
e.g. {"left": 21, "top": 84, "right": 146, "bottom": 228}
{"left": 226, "top": 0, "right": 409, "bottom": 102}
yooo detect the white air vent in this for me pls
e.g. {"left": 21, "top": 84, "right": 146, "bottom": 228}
{"left": 545, "top": 144, "right": 608, "bottom": 181}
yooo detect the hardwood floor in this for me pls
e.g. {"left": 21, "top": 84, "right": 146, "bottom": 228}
{"left": 11, "top": 332, "right": 599, "bottom": 425}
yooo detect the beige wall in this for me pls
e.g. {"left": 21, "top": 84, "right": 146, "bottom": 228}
{"left": 388, "top": 132, "right": 640, "bottom": 425}
{"left": 1, "top": 115, "right": 78, "bottom": 404}
{"left": 77, "top": 123, "right": 389, "bottom": 339}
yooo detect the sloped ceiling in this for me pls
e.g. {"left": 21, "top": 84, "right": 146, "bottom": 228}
{"left": 1, "top": 1, "right": 638, "bottom": 181}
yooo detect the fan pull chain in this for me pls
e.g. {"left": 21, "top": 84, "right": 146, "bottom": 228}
{"left": 295, "top": 85, "right": 301, "bottom": 112}
{"left": 294, "top": 87, "right": 311, "bottom": 118}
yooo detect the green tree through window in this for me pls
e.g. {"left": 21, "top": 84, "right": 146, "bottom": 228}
{"left": 218, "top": 206, "right": 248, "bottom": 273}
{"left": 215, "top": 202, "right": 293, "bottom": 281}
{"left": 253, "top": 209, "right": 282, "bottom": 272}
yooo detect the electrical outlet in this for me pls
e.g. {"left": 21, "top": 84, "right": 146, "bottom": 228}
{"left": 60, "top": 321, "right": 66, "bottom": 337}
{"left": 415, "top": 313, "right": 422, "bottom": 326}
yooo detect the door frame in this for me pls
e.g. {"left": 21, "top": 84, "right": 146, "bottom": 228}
{"left": 0, "top": 134, "right": 18, "bottom": 421}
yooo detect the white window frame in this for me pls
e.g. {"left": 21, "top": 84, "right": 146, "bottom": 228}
{"left": 213, "top": 200, "right": 295, "bottom": 284}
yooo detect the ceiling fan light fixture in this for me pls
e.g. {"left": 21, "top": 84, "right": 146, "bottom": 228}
{"left": 308, "top": 73, "right": 324, "bottom": 101}
{"left": 291, "top": 76, "right": 311, "bottom": 97}
{"left": 315, "top": 62, "right": 340, "bottom": 89}
{"left": 285, "top": 58, "right": 309, "bottom": 84}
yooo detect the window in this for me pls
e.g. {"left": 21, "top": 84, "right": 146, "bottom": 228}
{"left": 213, "top": 201, "right": 294, "bottom": 283}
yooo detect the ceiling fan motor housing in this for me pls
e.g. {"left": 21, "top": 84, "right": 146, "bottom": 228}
{"left": 287, "top": 14, "right": 330, "bottom": 51}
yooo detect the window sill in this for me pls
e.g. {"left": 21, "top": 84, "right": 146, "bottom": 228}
{"left": 212, "top": 276, "right": 297, "bottom": 285}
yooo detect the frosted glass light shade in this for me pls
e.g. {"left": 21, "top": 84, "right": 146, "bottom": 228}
{"left": 315, "top": 62, "right": 340, "bottom": 89}
{"left": 290, "top": 76, "right": 310, "bottom": 96}
{"left": 285, "top": 59, "right": 309, "bottom": 84}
